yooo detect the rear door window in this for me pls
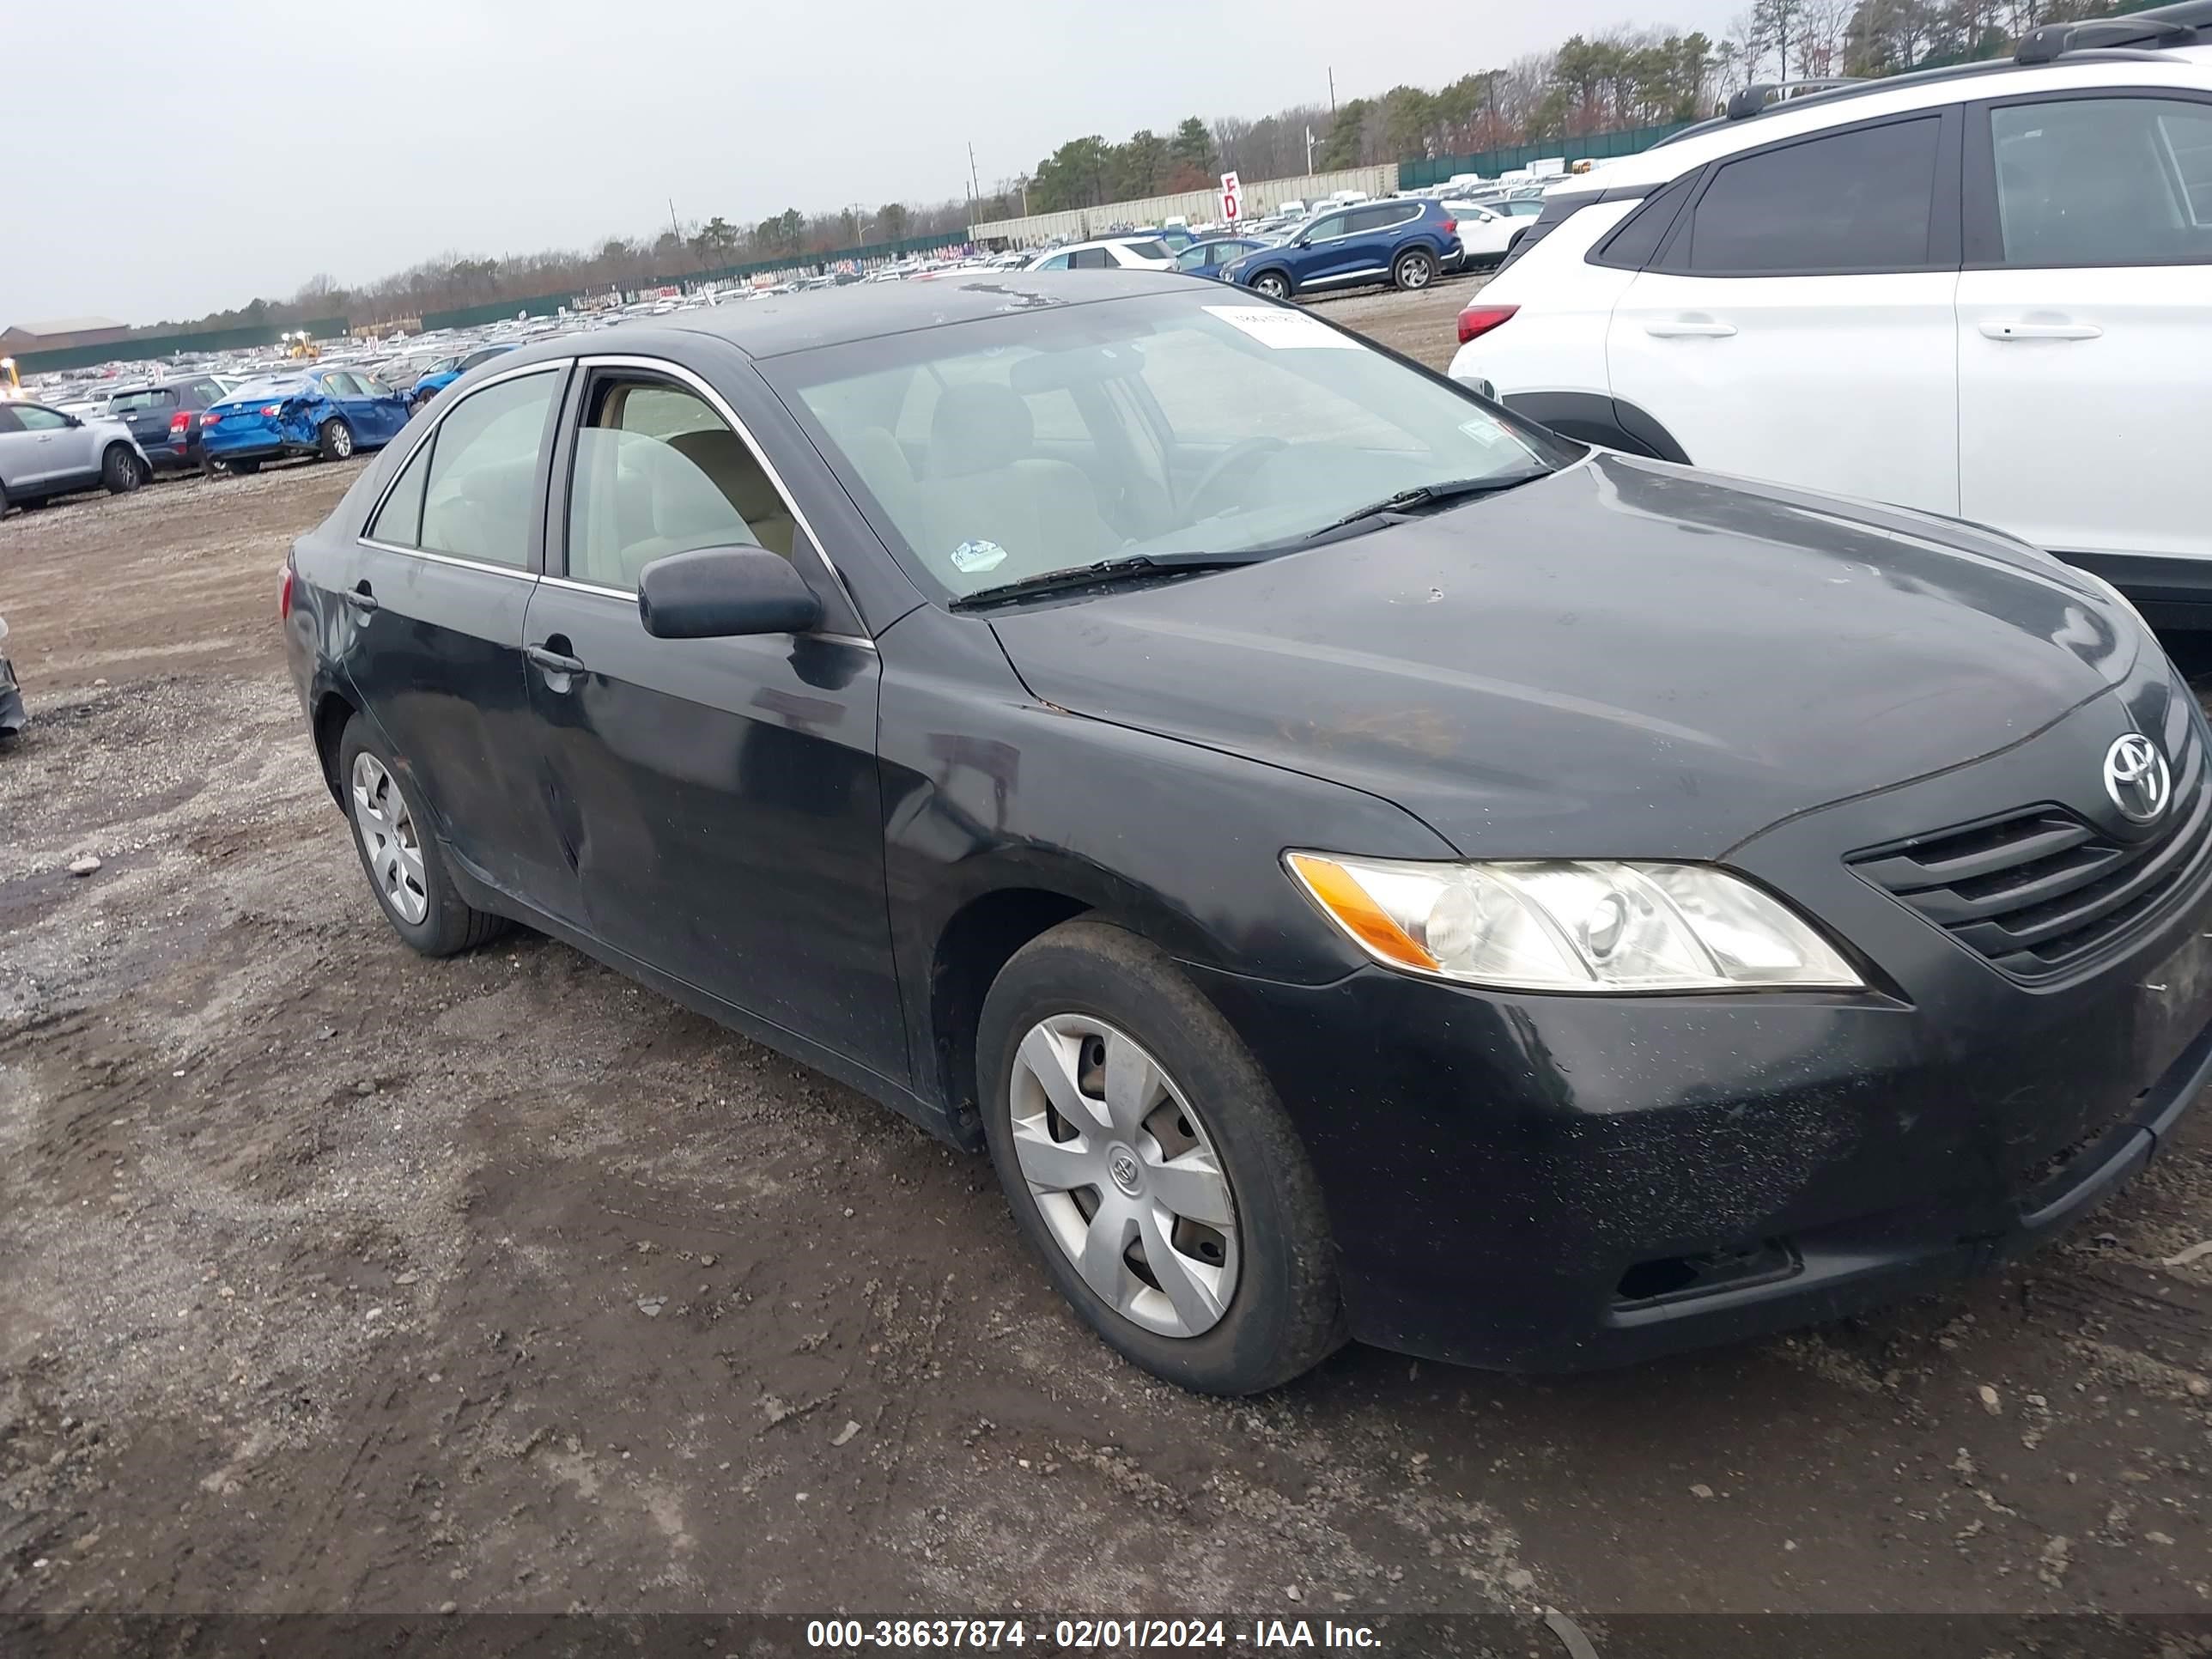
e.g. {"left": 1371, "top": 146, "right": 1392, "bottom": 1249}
{"left": 1989, "top": 96, "right": 2212, "bottom": 265}
{"left": 416, "top": 370, "right": 560, "bottom": 568}
{"left": 1684, "top": 117, "right": 1942, "bottom": 273}
{"left": 1067, "top": 247, "right": 1113, "bottom": 269}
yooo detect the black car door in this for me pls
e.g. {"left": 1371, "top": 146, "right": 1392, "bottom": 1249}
{"left": 519, "top": 353, "right": 903, "bottom": 1078}
{"left": 337, "top": 360, "right": 583, "bottom": 916}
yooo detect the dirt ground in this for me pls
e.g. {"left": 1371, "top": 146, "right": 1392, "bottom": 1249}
{"left": 2, "top": 289, "right": 2209, "bottom": 1630}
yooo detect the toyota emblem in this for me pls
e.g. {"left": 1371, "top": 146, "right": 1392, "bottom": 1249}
{"left": 1108, "top": 1150, "right": 1142, "bottom": 1195}
{"left": 2103, "top": 733, "right": 2171, "bottom": 825}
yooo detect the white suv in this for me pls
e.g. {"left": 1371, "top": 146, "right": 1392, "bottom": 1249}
{"left": 1449, "top": 2, "right": 2212, "bottom": 623}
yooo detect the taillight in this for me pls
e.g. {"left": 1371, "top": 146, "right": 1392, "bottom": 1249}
{"left": 1439, "top": 218, "right": 1457, "bottom": 235}
{"left": 278, "top": 559, "right": 295, "bottom": 623}
{"left": 260, "top": 404, "right": 282, "bottom": 417}
{"left": 169, "top": 411, "right": 191, "bottom": 434}
{"left": 1456, "top": 303, "right": 1520, "bottom": 345}
{"left": 204, "top": 411, "right": 222, "bottom": 426}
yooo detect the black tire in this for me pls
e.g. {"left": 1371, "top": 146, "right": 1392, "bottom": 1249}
{"left": 1393, "top": 247, "right": 1437, "bottom": 291}
{"left": 336, "top": 714, "right": 509, "bottom": 957}
{"left": 318, "top": 418, "right": 355, "bottom": 462}
{"left": 1251, "top": 270, "right": 1292, "bottom": 301}
{"left": 977, "top": 920, "right": 1344, "bottom": 1395}
{"left": 101, "top": 445, "right": 144, "bottom": 494}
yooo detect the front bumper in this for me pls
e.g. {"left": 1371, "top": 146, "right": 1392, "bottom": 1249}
{"left": 1194, "top": 953, "right": 2212, "bottom": 1371}
{"left": 1192, "top": 664, "right": 2212, "bottom": 1372}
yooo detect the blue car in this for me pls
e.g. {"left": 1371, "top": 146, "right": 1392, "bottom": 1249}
{"left": 1171, "top": 235, "right": 1273, "bottom": 279}
{"left": 1220, "top": 198, "right": 1462, "bottom": 301}
{"left": 200, "top": 368, "right": 412, "bottom": 474}
{"left": 410, "top": 343, "right": 518, "bottom": 410}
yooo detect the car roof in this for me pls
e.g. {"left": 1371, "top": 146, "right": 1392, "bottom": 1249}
{"left": 1574, "top": 45, "right": 2212, "bottom": 192}
{"left": 489, "top": 270, "right": 1211, "bottom": 364}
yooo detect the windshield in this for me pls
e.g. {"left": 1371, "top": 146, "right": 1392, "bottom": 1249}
{"left": 771, "top": 290, "right": 1578, "bottom": 600}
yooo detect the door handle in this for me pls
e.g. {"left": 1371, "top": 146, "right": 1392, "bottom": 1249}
{"left": 343, "top": 586, "right": 379, "bottom": 614}
{"left": 1644, "top": 319, "right": 1737, "bottom": 338}
{"left": 1979, "top": 319, "right": 2102, "bottom": 341}
{"left": 526, "top": 644, "right": 586, "bottom": 677}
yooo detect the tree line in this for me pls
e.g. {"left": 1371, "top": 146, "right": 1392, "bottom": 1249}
{"left": 162, "top": 0, "right": 2134, "bottom": 334}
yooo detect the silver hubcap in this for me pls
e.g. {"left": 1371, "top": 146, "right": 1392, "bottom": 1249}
{"left": 349, "top": 752, "right": 427, "bottom": 925}
{"left": 1009, "top": 1015, "right": 1238, "bottom": 1339}
{"left": 331, "top": 423, "right": 352, "bottom": 457}
{"left": 1260, "top": 277, "right": 1287, "bottom": 298}
{"left": 1403, "top": 258, "right": 1431, "bottom": 287}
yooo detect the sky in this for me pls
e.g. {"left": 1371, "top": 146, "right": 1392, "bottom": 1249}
{"left": 9, "top": 0, "right": 1741, "bottom": 329}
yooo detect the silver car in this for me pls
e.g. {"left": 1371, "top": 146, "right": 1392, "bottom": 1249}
{"left": 0, "top": 402, "right": 150, "bottom": 510}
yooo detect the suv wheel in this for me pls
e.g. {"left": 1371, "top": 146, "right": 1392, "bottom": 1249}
{"left": 1251, "top": 271, "right": 1292, "bottom": 301}
{"left": 1393, "top": 247, "right": 1437, "bottom": 291}
{"left": 978, "top": 920, "right": 1344, "bottom": 1395}
{"left": 337, "top": 715, "right": 509, "bottom": 957}
{"left": 101, "top": 446, "right": 145, "bottom": 494}
{"left": 319, "top": 418, "right": 355, "bottom": 461}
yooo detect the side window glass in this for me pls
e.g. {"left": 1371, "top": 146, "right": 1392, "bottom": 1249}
{"left": 0, "top": 407, "right": 21, "bottom": 434}
{"left": 566, "top": 376, "right": 796, "bottom": 592}
{"left": 1991, "top": 98, "right": 2212, "bottom": 266}
{"left": 1308, "top": 215, "right": 1346, "bottom": 240}
{"left": 322, "top": 372, "right": 362, "bottom": 398}
{"left": 1596, "top": 175, "right": 1697, "bottom": 269}
{"left": 1034, "top": 252, "right": 1069, "bottom": 270}
{"left": 16, "top": 405, "right": 68, "bottom": 431}
{"left": 1069, "top": 247, "right": 1111, "bottom": 269}
{"left": 418, "top": 371, "right": 558, "bottom": 568}
{"left": 1687, "top": 118, "right": 1941, "bottom": 273}
{"left": 368, "top": 440, "right": 432, "bottom": 546}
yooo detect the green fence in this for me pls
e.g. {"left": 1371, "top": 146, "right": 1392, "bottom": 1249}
{"left": 417, "top": 230, "right": 977, "bottom": 333}
{"left": 12, "top": 316, "right": 349, "bottom": 376}
{"left": 1397, "top": 122, "right": 1689, "bottom": 189}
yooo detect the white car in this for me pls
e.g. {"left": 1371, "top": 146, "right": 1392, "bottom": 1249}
{"left": 1449, "top": 0, "right": 2212, "bottom": 623}
{"left": 1441, "top": 202, "right": 1520, "bottom": 264}
{"left": 1024, "top": 237, "right": 1176, "bottom": 272}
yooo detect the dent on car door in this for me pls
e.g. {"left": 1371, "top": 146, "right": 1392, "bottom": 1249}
{"left": 340, "top": 364, "right": 580, "bottom": 909}
{"left": 1605, "top": 111, "right": 1962, "bottom": 511}
{"left": 1956, "top": 91, "right": 2212, "bottom": 561}
{"left": 521, "top": 360, "right": 904, "bottom": 1078}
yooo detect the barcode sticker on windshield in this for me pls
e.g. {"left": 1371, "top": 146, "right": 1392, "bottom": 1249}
{"left": 1205, "top": 307, "right": 1362, "bottom": 349}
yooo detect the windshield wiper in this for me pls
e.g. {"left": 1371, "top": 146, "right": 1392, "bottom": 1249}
{"left": 1303, "top": 469, "right": 1554, "bottom": 540}
{"left": 950, "top": 552, "right": 1267, "bottom": 611}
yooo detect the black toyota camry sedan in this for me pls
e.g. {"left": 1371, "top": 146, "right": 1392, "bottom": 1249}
{"left": 282, "top": 270, "right": 2212, "bottom": 1395}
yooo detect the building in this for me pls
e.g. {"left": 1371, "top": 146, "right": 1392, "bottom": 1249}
{"left": 0, "top": 316, "right": 131, "bottom": 354}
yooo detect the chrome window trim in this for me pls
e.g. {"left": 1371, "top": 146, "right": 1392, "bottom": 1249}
{"left": 357, "top": 538, "right": 538, "bottom": 580}
{"left": 359, "top": 358, "right": 574, "bottom": 543}
{"left": 573, "top": 352, "right": 870, "bottom": 635}
{"left": 537, "top": 568, "right": 879, "bottom": 653}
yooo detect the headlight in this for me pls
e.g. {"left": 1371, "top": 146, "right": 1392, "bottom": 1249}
{"left": 1286, "top": 853, "right": 1863, "bottom": 993}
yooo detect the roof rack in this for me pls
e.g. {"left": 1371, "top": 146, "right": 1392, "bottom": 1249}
{"left": 1723, "top": 77, "right": 1863, "bottom": 120}
{"left": 2016, "top": 0, "right": 2212, "bottom": 62}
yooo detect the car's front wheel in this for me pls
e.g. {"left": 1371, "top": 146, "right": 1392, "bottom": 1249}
{"left": 101, "top": 446, "right": 145, "bottom": 494}
{"left": 337, "top": 715, "right": 509, "bottom": 957}
{"left": 319, "top": 418, "right": 355, "bottom": 461}
{"left": 1393, "top": 247, "right": 1437, "bottom": 290}
{"left": 978, "top": 920, "right": 1344, "bottom": 1395}
{"left": 1251, "top": 270, "right": 1292, "bottom": 301}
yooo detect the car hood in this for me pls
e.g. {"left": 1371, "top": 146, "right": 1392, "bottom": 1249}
{"left": 986, "top": 453, "right": 2142, "bottom": 859}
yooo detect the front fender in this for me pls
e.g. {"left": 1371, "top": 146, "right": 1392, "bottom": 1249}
{"left": 873, "top": 605, "right": 1457, "bottom": 1111}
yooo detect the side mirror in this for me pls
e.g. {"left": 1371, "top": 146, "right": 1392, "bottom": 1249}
{"left": 638, "top": 545, "right": 823, "bottom": 640}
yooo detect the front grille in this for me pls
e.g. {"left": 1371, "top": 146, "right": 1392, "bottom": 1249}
{"left": 1850, "top": 702, "right": 2212, "bottom": 980}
